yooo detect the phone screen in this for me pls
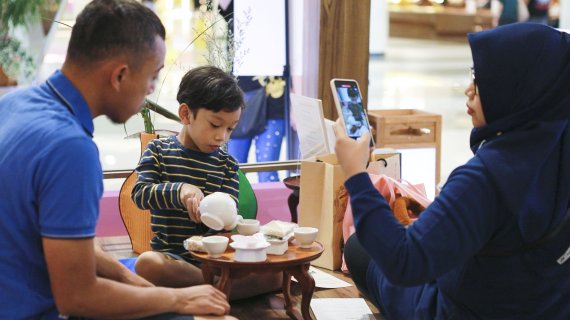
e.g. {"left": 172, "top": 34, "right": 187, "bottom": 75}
{"left": 331, "top": 79, "right": 372, "bottom": 140}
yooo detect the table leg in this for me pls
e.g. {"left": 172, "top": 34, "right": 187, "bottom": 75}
{"left": 288, "top": 263, "right": 315, "bottom": 320}
{"left": 201, "top": 264, "right": 232, "bottom": 301}
{"left": 217, "top": 266, "right": 232, "bottom": 300}
{"left": 287, "top": 190, "right": 299, "bottom": 223}
{"left": 201, "top": 264, "right": 214, "bottom": 285}
{"left": 282, "top": 271, "right": 301, "bottom": 320}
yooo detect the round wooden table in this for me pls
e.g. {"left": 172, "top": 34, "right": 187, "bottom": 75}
{"left": 190, "top": 235, "right": 324, "bottom": 320}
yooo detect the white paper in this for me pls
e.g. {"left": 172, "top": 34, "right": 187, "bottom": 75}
{"left": 233, "top": 0, "right": 286, "bottom": 76}
{"left": 311, "top": 298, "right": 373, "bottom": 320}
{"left": 292, "top": 266, "right": 352, "bottom": 289}
{"left": 324, "top": 119, "right": 337, "bottom": 152}
{"left": 290, "top": 94, "right": 332, "bottom": 158}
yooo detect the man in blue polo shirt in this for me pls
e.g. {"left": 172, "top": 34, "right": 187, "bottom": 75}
{"left": 0, "top": 1, "right": 231, "bottom": 319}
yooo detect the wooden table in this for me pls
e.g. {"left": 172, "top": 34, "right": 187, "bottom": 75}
{"left": 190, "top": 236, "right": 324, "bottom": 320}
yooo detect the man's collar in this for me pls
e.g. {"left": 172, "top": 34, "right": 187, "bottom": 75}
{"left": 46, "top": 70, "right": 95, "bottom": 137}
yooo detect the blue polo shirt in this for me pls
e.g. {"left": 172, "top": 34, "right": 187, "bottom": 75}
{"left": 0, "top": 70, "right": 103, "bottom": 319}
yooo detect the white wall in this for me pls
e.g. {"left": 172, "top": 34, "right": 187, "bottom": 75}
{"left": 370, "top": 0, "right": 389, "bottom": 56}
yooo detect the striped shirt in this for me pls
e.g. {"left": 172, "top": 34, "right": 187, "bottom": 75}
{"left": 132, "top": 135, "right": 239, "bottom": 262}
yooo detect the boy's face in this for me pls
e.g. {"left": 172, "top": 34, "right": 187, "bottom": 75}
{"left": 180, "top": 105, "right": 241, "bottom": 153}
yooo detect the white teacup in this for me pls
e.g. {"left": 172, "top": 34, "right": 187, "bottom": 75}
{"left": 199, "top": 192, "right": 242, "bottom": 231}
{"left": 237, "top": 219, "right": 260, "bottom": 236}
{"left": 202, "top": 235, "right": 229, "bottom": 258}
{"left": 294, "top": 227, "right": 319, "bottom": 248}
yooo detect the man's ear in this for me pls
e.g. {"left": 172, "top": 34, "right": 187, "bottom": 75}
{"left": 110, "top": 64, "right": 129, "bottom": 91}
{"left": 179, "top": 103, "right": 192, "bottom": 125}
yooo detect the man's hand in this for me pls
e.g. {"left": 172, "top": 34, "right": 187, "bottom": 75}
{"left": 174, "top": 285, "right": 230, "bottom": 316}
{"left": 44, "top": 238, "right": 227, "bottom": 318}
{"left": 180, "top": 183, "right": 204, "bottom": 223}
{"left": 333, "top": 119, "right": 371, "bottom": 178}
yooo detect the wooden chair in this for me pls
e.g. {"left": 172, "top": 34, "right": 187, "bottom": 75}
{"left": 118, "top": 132, "right": 157, "bottom": 254}
{"left": 119, "top": 133, "right": 258, "bottom": 255}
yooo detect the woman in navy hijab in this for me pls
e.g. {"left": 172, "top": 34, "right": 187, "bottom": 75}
{"left": 335, "top": 23, "right": 570, "bottom": 319}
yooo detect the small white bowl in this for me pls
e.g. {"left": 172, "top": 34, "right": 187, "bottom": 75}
{"left": 294, "top": 227, "right": 319, "bottom": 248}
{"left": 237, "top": 219, "right": 260, "bottom": 236}
{"left": 202, "top": 236, "right": 229, "bottom": 258}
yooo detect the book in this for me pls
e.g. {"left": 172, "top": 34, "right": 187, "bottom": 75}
{"left": 290, "top": 94, "right": 336, "bottom": 159}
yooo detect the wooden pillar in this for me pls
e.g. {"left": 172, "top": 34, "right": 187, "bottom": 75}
{"left": 318, "top": 0, "right": 371, "bottom": 120}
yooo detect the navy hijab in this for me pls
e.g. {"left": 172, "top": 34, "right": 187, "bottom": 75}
{"left": 468, "top": 23, "right": 570, "bottom": 243}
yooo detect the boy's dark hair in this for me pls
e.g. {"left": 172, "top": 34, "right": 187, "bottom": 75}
{"left": 177, "top": 66, "right": 245, "bottom": 115}
{"left": 66, "top": 0, "right": 165, "bottom": 68}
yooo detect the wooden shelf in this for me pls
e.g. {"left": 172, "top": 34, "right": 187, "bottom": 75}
{"left": 368, "top": 109, "right": 442, "bottom": 189}
{"left": 389, "top": 5, "right": 494, "bottom": 42}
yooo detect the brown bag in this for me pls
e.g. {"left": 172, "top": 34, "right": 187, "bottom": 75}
{"left": 299, "top": 155, "right": 346, "bottom": 270}
{"left": 298, "top": 152, "right": 400, "bottom": 270}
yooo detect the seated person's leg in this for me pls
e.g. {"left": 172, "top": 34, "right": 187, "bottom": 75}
{"left": 136, "top": 251, "right": 282, "bottom": 300}
{"left": 344, "top": 233, "right": 373, "bottom": 300}
{"left": 135, "top": 251, "right": 204, "bottom": 287}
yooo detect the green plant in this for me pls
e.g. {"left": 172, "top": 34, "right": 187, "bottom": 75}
{"left": 139, "top": 0, "right": 249, "bottom": 134}
{"left": 140, "top": 99, "right": 181, "bottom": 133}
{"left": 0, "top": 0, "right": 62, "bottom": 82}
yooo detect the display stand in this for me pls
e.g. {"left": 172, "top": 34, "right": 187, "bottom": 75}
{"left": 367, "top": 109, "right": 442, "bottom": 195}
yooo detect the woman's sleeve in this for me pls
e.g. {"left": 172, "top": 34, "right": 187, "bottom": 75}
{"left": 346, "top": 158, "right": 499, "bottom": 286}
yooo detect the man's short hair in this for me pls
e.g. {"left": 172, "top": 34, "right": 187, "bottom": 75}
{"left": 177, "top": 66, "right": 244, "bottom": 114}
{"left": 66, "top": 0, "right": 165, "bottom": 68}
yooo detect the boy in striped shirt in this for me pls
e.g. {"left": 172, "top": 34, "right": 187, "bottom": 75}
{"left": 132, "top": 65, "right": 281, "bottom": 299}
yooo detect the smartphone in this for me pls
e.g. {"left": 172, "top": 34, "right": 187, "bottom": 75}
{"left": 330, "top": 78, "right": 375, "bottom": 147}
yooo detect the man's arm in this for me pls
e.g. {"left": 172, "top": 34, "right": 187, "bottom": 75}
{"left": 93, "top": 241, "right": 154, "bottom": 287}
{"left": 44, "top": 237, "right": 230, "bottom": 319}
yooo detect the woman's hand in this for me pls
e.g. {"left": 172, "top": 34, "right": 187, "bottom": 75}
{"left": 333, "top": 119, "right": 371, "bottom": 178}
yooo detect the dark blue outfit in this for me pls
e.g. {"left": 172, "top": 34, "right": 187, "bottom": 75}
{"left": 527, "top": 0, "right": 550, "bottom": 24}
{"left": 0, "top": 71, "right": 102, "bottom": 319}
{"left": 228, "top": 76, "right": 285, "bottom": 182}
{"left": 345, "top": 23, "right": 570, "bottom": 319}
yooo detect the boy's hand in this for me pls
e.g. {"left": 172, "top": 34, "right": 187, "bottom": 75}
{"left": 333, "top": 119, "right": 371, "bottom": 178}
{"left": 180, "top": 184, "right": 204, "bottom": 223}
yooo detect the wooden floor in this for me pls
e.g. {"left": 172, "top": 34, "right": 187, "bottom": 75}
{"left": 98, "top": 236, "right": 385, "bottom": 320}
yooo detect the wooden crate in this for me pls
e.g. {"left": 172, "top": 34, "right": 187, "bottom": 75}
{"left": 367, "top": 109, "right": 442, "bottom": 188}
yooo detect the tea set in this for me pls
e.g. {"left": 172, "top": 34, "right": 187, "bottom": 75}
{"left": 194, "top": 192, "right": 319, "bottom": 262}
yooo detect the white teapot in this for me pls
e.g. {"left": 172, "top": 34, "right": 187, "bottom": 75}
{"left": 199, "top": 192, "right": 242, "bottom": 231}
